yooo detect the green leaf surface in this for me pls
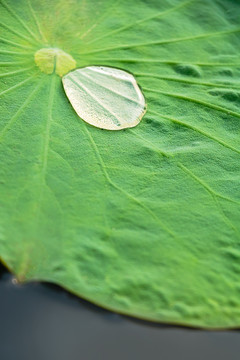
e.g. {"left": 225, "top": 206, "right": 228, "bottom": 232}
{"left": 1, "top": 0, "right": 240, "bottom": 328}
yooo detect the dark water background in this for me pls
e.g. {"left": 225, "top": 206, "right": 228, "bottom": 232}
{"left": 0, "top": 263, "right": 239, "bottom": 360}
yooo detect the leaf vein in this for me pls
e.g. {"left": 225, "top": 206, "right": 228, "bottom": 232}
{"left": 81, "top": 27, "right": 240, "bottom": 55}
{"left": 1, "top": 0, "right": 41, "bottom": 43}
{"left": 148, "top": 110, "right": 240, "bottom": 155}
{"left": 87, "top": 0, "right": 193, "bottom": 45}
{"left": 144, "top": 88, "right": 240, "bottom": 120}
{"left": 83, "top": 124, "right": 176, "bottom": 238}
{"left": 0, "top": 77, "right": 44, "bottom": 141}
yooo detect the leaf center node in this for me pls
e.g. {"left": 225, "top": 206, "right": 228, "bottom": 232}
{"left": 34, "top": 48, "right": 76, "bottom": 77}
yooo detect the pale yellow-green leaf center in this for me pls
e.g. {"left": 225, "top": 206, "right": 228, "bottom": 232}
{"left": 34, "top": 48, "right": 76, "bottom": 77}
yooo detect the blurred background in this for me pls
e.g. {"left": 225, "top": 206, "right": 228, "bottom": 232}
{"left": 0, "top": 263, "right": 239, "bottom": 360}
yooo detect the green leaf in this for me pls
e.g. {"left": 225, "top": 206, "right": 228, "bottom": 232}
{"left": 0, "top": 0, "right": 240, "bottom": 328}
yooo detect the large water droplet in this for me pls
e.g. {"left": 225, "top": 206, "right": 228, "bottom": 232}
{"left": 62, "top": 66, "right": 146, "bottom": 130}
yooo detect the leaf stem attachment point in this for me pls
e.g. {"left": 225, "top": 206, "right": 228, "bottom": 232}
{"left": 34, "top": 48, "right": 76, "bottom": 76}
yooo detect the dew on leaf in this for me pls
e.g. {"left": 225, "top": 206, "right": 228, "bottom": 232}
{"left": 11, "top": 278, "right": 18, "bottom": 285}
{"left": 62, "top": 66, "right": 146, "bottom": 130}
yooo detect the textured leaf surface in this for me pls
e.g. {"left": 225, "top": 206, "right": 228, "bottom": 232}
{"left": 0, "top": 0, "right": 240, "bottom": 328}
